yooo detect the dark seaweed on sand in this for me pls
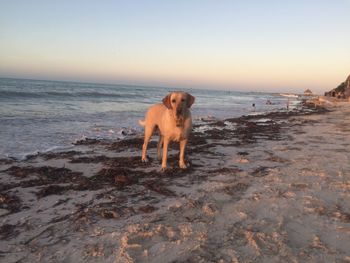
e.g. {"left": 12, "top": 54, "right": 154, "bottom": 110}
{"left": 0, "top": 103, "right": 328, "bottom": 224}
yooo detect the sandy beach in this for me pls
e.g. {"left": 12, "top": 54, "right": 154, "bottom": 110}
{"left": 1, "top": 102, "right": 350, "bottom": 262}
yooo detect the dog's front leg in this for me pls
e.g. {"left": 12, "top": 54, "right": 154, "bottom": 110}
{"left": 157, "top": 135, "right": 163, "bottom": 161}
{"left": 161, "top": 137, "right": 169, "bottom": 171}
{"left": 179, "top": 139, "right": 188, "bottom": 169}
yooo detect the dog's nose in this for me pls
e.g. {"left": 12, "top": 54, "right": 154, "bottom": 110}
{"left": 176, "top": 109, "right": 182, "bottom": 116}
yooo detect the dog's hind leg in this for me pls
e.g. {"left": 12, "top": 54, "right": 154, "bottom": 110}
{"left": 157, "top": 135, "right": 163, "bottom": 161}
{"left": 141, "top": 124, "right": 155, "bottom": 162}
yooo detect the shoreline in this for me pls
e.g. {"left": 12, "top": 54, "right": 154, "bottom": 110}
{"left": 0, "top": 89, "right": 300, "bottom": 162}
{"left": 0, "top": 100, "right": 307, "bottom": 163}
{"left": 1, "top": 102, "right": 350, "bottom": 262}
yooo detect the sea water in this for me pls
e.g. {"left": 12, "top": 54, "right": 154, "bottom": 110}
{"left": 0, "top": 78, "right": 297, "bottom": 159}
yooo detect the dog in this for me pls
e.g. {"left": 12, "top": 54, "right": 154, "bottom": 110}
{"left": 139, "top": 91, "right": 195, "bottom": 170}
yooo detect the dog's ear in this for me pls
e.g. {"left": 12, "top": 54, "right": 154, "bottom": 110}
{"left": 162, "top": 94, "right": 172, "bottom": 109}
{"left": 186, "top": 93, "right": 195, "bottom": 108}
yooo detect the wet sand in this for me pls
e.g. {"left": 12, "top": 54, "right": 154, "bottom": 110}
{"left": 1, "top": 102, "right": 350, "bottom": 262}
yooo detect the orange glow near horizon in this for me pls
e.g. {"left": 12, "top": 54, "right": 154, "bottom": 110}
{"left": 1, "top": 49, "right": 348, "bottom": 94}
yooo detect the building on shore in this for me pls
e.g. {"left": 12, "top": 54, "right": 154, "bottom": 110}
{"left": 304, "top": 89, "right": 313, "bottom": 96}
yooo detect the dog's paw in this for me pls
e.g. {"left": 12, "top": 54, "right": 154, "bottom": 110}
{"left": 161, "top": 166, "right": 167, "bottom": 172}
{"left": 141, "top": 157, "right": 149, "bottom": 163}
{"left": 179, "top": 162, "right": 187, "bottom": 169}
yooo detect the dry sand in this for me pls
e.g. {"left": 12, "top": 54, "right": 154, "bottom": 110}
{"left": 0, "top": 102, "right": 349, "bottom": 262}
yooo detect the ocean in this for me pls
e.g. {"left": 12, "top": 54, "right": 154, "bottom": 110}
{"left": 0, "top": 78, "right": 297, "bottom": 160}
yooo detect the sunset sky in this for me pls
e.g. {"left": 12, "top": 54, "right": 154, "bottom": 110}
{"left": 1, "top": 0, "right": 349, "bottom": 93}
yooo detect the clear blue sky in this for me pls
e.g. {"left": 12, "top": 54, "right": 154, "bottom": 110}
{"left": 1, "top": 0, "right": 349, "bottom": 93}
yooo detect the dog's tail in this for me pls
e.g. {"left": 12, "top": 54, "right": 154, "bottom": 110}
{"left": 138, "top": 119, "right": 146, "bottom": 126}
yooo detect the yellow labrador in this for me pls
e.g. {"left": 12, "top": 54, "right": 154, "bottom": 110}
{"left": 139, "top": 92, "right": 195, "bottom": 170}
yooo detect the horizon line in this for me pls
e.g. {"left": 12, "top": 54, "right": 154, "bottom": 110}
{"left": 0, "top": 75, "right": 312, "bottom": 95}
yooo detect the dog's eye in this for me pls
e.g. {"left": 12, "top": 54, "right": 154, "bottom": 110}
{"left": 171, "top": 99, "right": 176, "bottom": 103}
{"left": 181, "top": 99, "right": 185, "bottom": 102}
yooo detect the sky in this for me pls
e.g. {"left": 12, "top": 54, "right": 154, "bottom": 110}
{"left": 0, "top": 0, "right": 349, "bottom": 93}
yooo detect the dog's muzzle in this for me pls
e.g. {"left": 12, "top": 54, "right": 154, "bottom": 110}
{"left": 173, "top": 109, "right": 184, "bottom": 127}
{"left": 176, "top": 109, "right": 182, "bottom": 117}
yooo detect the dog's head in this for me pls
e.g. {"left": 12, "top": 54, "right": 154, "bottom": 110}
{"left": 162, "top": 92, "right": 195, "bottom": 126}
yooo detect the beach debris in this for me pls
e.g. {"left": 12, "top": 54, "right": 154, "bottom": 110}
{"left": 236, "top": 158, "right": 249, "bottom": 164}
{"left": 143, "top": 180, "right": 176, "bottom": 196}
{"left": 100, "top": 209, "right": 119, "bottom": 219}
{"left": 138, "top": 205, "right": 156, "bottom": 213}
{"left": 114, "top": 174, "right": 134, "bottom": 188}
{"left": 202, "top": 203, "right": 216, "bottom": 216}
{"left": 0, "top": 224, "right": 19, "bottom": 240}
{"left": 0, "top": 192, "right": 21, "bottom": 213}
{"left": 85, "top": 244, "right": 105, "bottom": 257}
{"left": 251, "top": 166, "right": 273, "bottom": 177}
{"left": 73, "top": 137, "right": 104, "bottom": 145}
{"left": 36, "top": 185, "right": 68, "bottom": 198}
{"left": 223, "top": 183, "right": 249, "bottom": 196}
